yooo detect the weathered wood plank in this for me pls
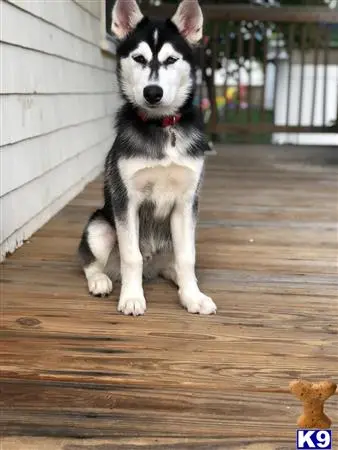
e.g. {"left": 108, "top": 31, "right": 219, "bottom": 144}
{"left": 0, "top": 381, "right": 311, "bottom": 438}
{"left": 1, "top": 145, "right": 337, "bottom": 447}
{"left": 0, "top": 437, "right": 297, "bottom": 450}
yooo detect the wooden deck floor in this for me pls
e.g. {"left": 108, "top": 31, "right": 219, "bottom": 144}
{"left": 1, "top": 145, "right": 338, "bottom": 450}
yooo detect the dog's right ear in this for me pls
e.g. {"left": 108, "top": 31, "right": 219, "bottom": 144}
{"left": 171, "top": 0, "right": 203, "bottom": 45}
{"left": 111, "top": 0, "right": 143, "bottom": 40}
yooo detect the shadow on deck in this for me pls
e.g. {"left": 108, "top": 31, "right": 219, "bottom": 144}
{"left": 1, "top": 145, "right": 338, "bottom": 449}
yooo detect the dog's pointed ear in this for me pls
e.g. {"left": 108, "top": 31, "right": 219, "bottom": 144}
{"left": 171, "top": 0, "right": 203, "bottom": 45}
{"left": 111, "top": 0, "right": 143, "bottom": 40}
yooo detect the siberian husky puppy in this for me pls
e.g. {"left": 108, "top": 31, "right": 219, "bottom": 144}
{"left": 78, "top": 0, "right": 216, "bottom": 316}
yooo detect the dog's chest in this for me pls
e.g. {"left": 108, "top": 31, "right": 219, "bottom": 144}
{"left": 119, "top": 145, "right": 203, "bottom": 217}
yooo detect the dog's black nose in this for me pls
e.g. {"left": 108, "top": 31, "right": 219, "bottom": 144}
{"left": 143, "top": 85, "right": 163, "bottom": 104}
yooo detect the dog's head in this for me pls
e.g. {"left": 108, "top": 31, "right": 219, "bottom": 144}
{"left": 112, "top": 0, "right": 203, "bottom": 117}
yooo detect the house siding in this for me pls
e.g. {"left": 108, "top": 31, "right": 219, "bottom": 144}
{"left": 1, "top": 0, "right": 119, "bottom": 261}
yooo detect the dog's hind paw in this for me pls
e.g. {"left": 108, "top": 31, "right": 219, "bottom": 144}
{"left": 88, "top": 273, "right": 113, "bottom": 297}
{"left": 180, "top": 291, "right": 217, "bottom": 315}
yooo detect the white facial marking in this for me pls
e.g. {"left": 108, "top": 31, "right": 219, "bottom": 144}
{"left": 120, "top": 39, "right": 193, "bottom": 116}
{"left": 156, "top": 43, "right": 192, "bottom": 115}
{"left": 131, "top": 41, "right": 153, "bottom": 62}
{"left": 153, "top": 29, "right": 158, "bottom": 46}
{"left": 120, "top": 41, "right": 152, "bottom": 107}
{"left": 157, "top": 43, "right": 181, "bottom": 63}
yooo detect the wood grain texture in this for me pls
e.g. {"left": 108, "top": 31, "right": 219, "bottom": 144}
{"left": 1, "top": 145, "right": 338, "bottom": 449}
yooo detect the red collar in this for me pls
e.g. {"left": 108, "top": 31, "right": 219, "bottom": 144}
{"left": 137, "top": 111, "right": 181, "bottom": 128}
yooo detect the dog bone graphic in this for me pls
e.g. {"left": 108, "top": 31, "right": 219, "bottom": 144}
{"left": 290, "top": 379, "right": 337, "bottom": 429}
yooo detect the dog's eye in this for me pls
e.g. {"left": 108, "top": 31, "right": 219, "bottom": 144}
{"left": 133, "top": 55, "right": 147, "bottom": 65}
{"left": 164, "top": 56, "right": 178, "bottom": 65}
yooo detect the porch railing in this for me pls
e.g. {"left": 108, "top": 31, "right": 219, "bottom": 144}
{"left": 145, "top": 4, "right": 338, "bottom": 139}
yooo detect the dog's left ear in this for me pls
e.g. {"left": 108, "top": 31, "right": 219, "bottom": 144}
{"left": 111, "top": 0, "right": 143, "bottom": 40}
{"left": 171, "top": 0, "right": 203, "bottom": 45}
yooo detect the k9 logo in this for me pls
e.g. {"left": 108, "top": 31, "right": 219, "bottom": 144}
{"left": 296, "top": 430, "right": 332, "bottom": 449}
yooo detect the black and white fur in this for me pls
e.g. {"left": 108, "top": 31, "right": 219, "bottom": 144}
{"left": 78, "top": 0, "right": 216, "bottom": 316}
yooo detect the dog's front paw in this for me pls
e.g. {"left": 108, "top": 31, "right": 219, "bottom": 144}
{"left": 88, "top": 273, "right": 113, "bottom": 297}
{"left": 118, "top": 295, "right": 146, "bottom": 316}
{"left": 180, "top": 291, "right": 217, "bottom": 315}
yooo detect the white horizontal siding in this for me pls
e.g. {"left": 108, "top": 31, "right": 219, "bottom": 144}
{"left": 2, "top": 44, "right": 116, "bottom": 94}
{"left": 1, "top": 0, "right": 119, "bottom": 260}
{"left": 1, "top": 117, "right": 114, "bottom": 197}
{"left": 1, "top": 137, "right": 112, "bottom": 244}
{"left": 7, "top": 0, "right": 101, "bottom": 45}
{"left": 2, "top": 1, "right": 112, "bottom": 70}
{"left": 2, "top": 93, "right": 116, "bottom": 146}
{"left": 73, "top": 0, "right": 102, "bottom": 19}
{"left": 1, "top": 162, "right": 103, "bottom": 261}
